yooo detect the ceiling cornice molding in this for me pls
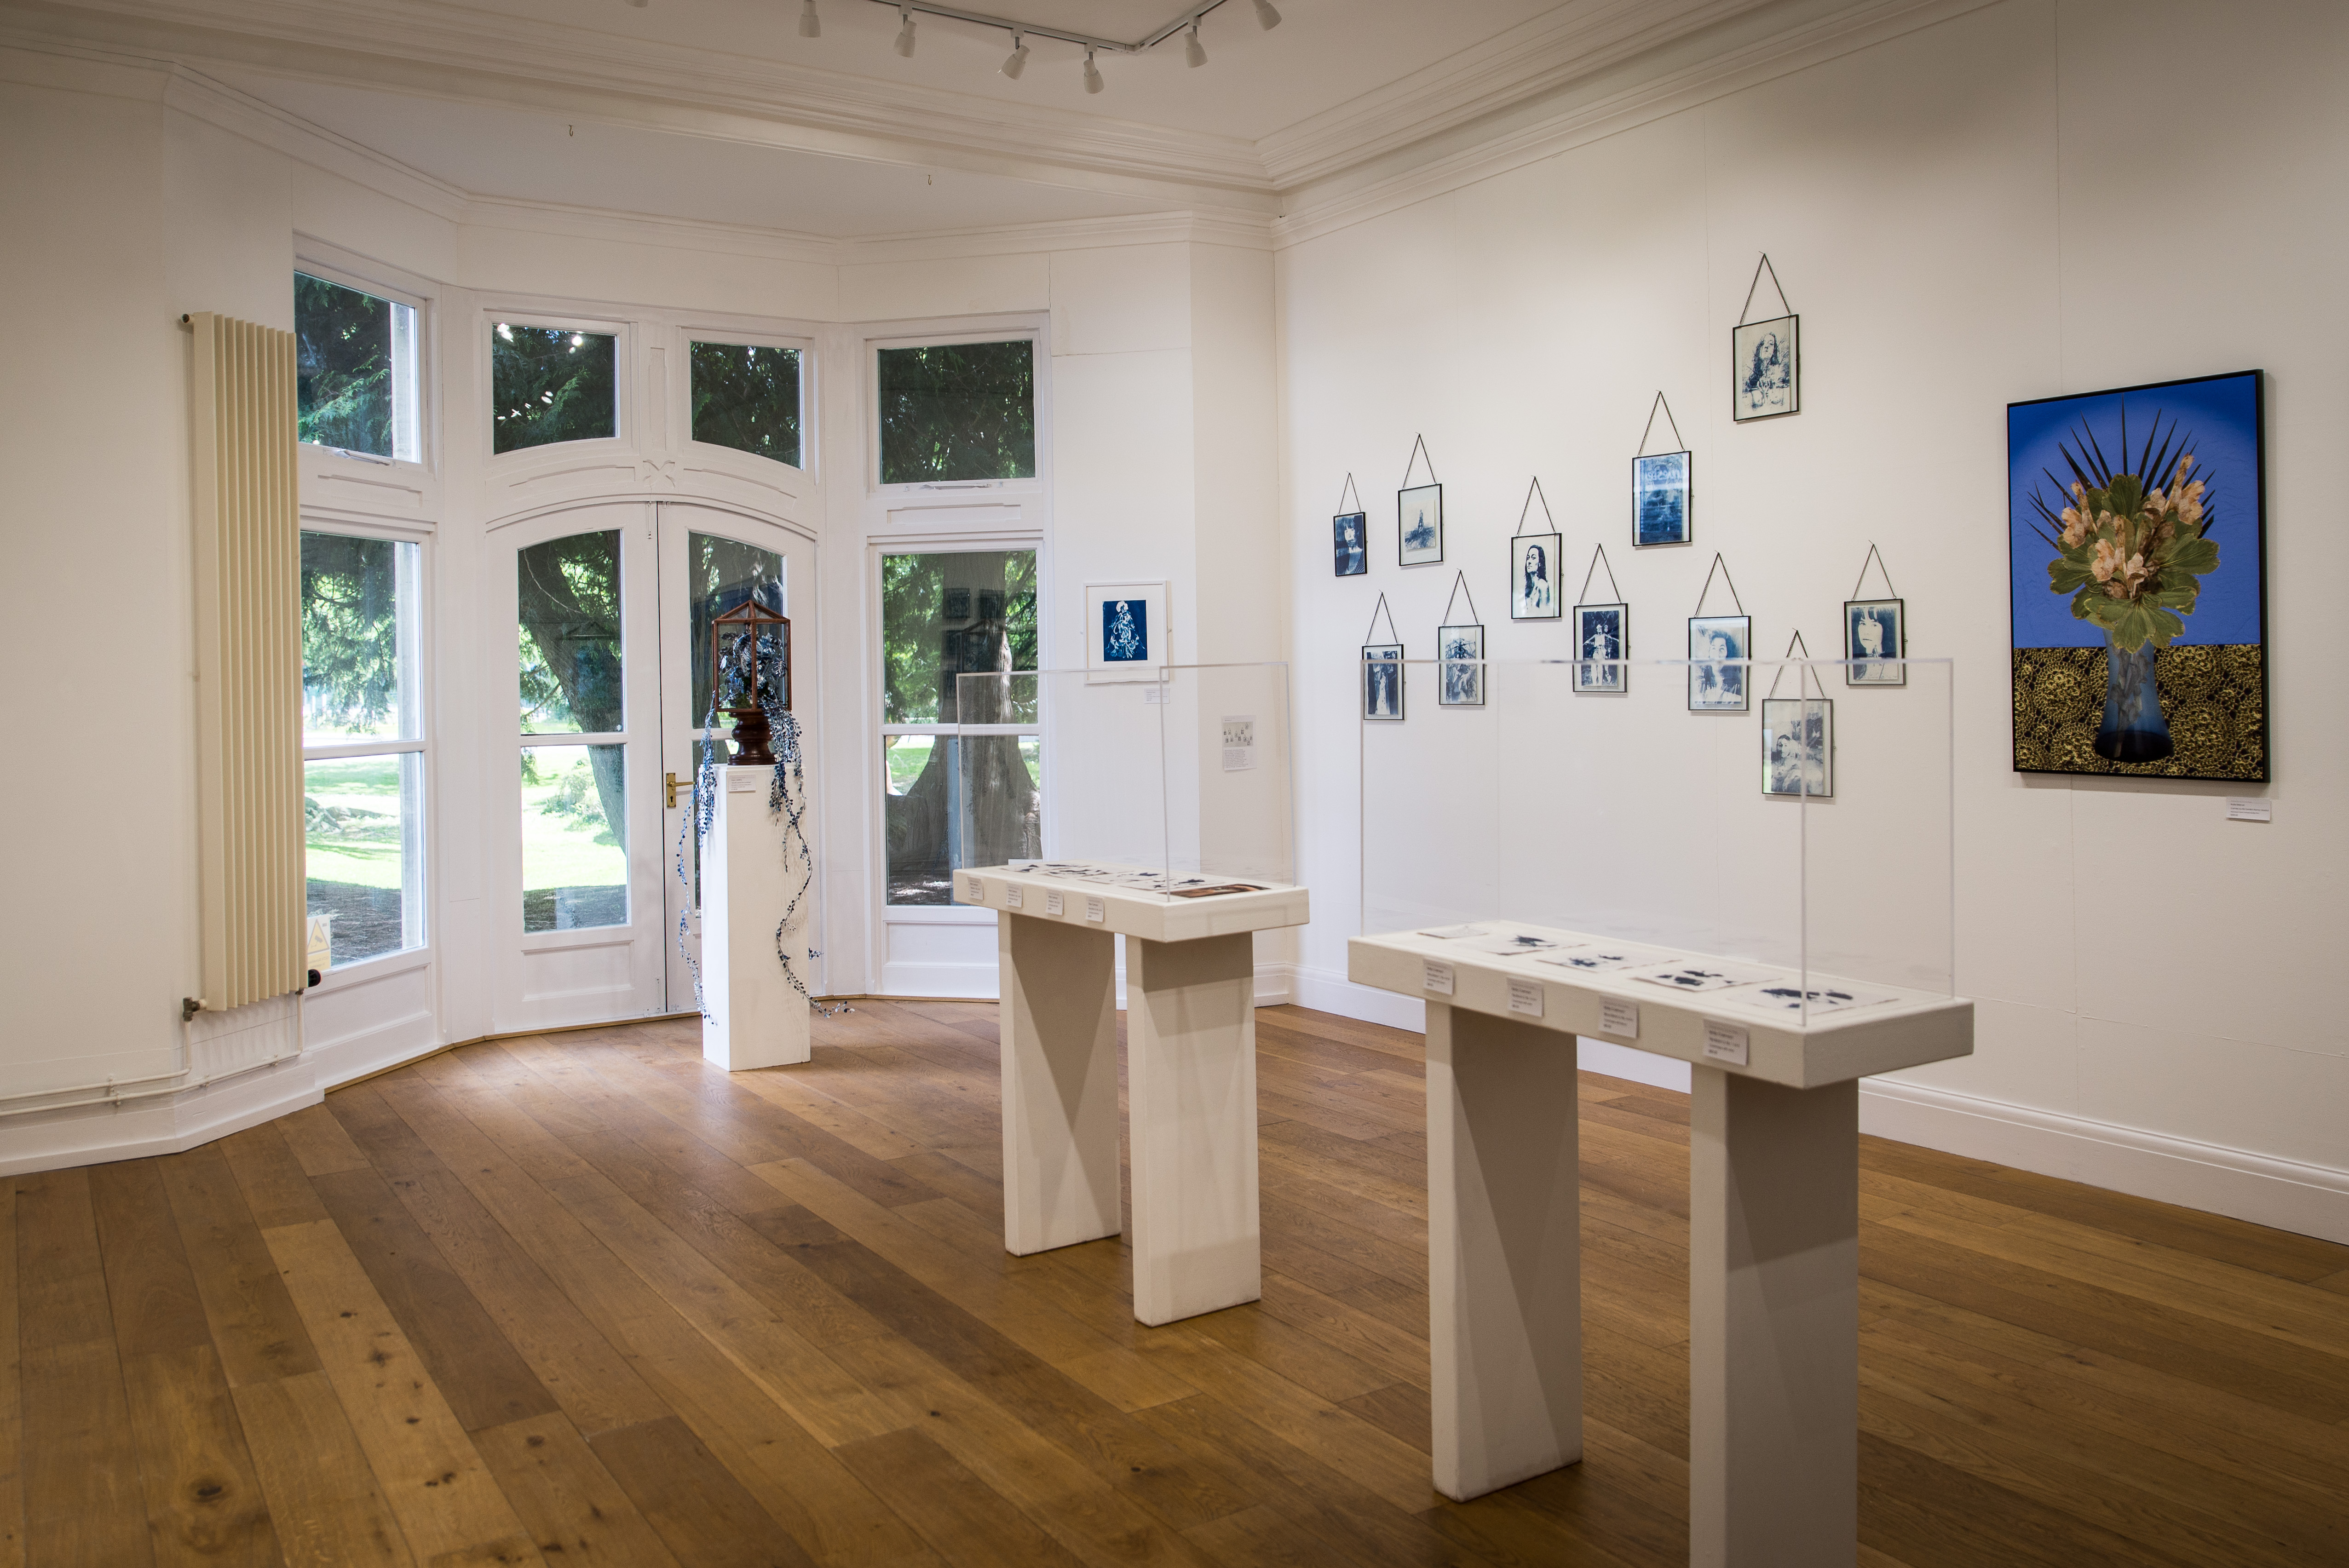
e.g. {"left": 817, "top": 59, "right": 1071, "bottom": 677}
{"left": 1256, "top": 0, "right": 1783, "bottom": 189}
{"left": 1271, "top": 0, "right": 2002, "bottom": 249}
{"left": 0, "top": 0, "right": 1279, "bottom": 206}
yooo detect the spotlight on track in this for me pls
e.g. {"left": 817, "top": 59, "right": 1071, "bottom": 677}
{"left": 1082, "top": 46, "right": 1103, "bottom": 93}
{"left": 1252, "top": 0, "right": 1280, "bottom": 29}
{"left": 799, "top": 0, "right": 820, "bottom": 37}
{"left": 1002, "top": 30, "right": 1029, "bottom": 78}
{"left": 1184, "top": 23, "right": 1206, "bottom": 67}
{"left": 893, "top": 6, "right": 916, "bottom": 55}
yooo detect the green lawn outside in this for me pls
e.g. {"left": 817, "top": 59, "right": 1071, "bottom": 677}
{"left": 522, "top": 746, "right": 628, "bottom": 892}
{"left": 306, "top": 755, "right": 406, "bottom": 891}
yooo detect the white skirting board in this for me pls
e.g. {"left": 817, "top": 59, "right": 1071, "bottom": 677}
{"left": 1284, "top": 962, "right": 2349, "bottom": 1246}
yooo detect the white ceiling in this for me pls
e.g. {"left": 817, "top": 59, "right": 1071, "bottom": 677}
{"left": 216, "top": 71, "right": 1168, "bottom": 237}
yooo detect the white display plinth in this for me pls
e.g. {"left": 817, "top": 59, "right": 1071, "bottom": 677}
{"left": 1350, "top": 922, "right": 1972, "bottom": 1566}
{"left": 959, "top": 864, "right": 1310, "bottom": 1326}
{"left": 700, "top": 765, "right": 811, "bottom": 1072}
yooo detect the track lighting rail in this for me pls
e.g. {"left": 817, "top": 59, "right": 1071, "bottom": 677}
{"left": 859, "top": 0, "right": 1264, "bottom": 56}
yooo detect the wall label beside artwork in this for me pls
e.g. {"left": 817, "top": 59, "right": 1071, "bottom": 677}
{"left": 2227, "top": 798, "right": 2272, "bottom": 822}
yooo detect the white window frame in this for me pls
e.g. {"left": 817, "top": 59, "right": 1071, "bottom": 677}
{"left": 299, "top": 514, "right": 433, "bottom": 990}
{"left": 867, "top": 328, "right": 1045, "bottom": 499}
{"left": 292, "top": 249, "right": 438, "bottom": 488}
{"left": 483, "top": 307, "right": 634, "bottom": 466}
{"left": 677, "top": 324, "right": 817, "bottom": 479}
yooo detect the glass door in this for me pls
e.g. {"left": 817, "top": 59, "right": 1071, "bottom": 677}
{"left": 657, "top": 503, "right": 816, "bottom": 1009}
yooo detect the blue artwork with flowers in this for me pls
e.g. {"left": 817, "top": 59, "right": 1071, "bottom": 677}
{"left": 1103, "top": 598, "right": 1148, "bottom": 663}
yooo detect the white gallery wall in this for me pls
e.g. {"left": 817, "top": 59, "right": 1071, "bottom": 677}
{"left": 1280, "top": 0, "right": 2349, "bottom": 1238}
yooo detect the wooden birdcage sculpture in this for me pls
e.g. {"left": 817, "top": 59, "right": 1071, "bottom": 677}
{"left": 709, "top": 598, "right": 791, "bottom": 765}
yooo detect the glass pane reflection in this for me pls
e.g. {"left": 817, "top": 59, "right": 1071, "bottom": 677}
{"left": 519, "top": 531, "right": 623, "bottom": 734}
{"left": 522, "top": 743, "right": 628, "bottom": 932}
{"left": 688, "top": 533, "right": 784, "bottom": 728}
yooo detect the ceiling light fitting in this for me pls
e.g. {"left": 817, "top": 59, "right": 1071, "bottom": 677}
{"left": 893, "top": 5, "right": 916, "bottom": 55}
{"left": 857, "top": 0, "right": 1270, "bottom": 83}
{"left": 1082, "top": 48, "right": 1103, "bottom": 93}
{"left": 1001, "top": 30, "right": 1028, "bottom": 79}
{"left": 1184, "top": 23, "right": 1206, "bottom": 67}
{"left": 1252, "top": 0, "right": 1280, "bottom": 29}
{"left": 800, "top": 0, "right": 821, "bottom": 38}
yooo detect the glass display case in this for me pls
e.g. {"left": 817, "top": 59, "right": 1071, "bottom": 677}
{"left": 952, "top": 661, "right": 1295, "bottom": 900}
{"left": 1361, "top": 656, "right": 1954, "bottom": 1026}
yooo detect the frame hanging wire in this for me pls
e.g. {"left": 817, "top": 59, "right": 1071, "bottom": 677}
{"left": 1437, "top": 570, "right": 1482, "bottom": 628}
{"left": 1691, "top": 552, "right": 1748, "bottom": 617}
{"left": 1763, "top": 629, "right": 1818, "bottom": 700}
{"left": 1576, "top": 543, "right": 1624, "bottom": 605}
{"left": 1848, "top": 541, "right": 1900, "bottom": 600}
{"left": 1737, "top": 253, "right": 1794, "bottom": 326}
{"left": 1399, "top": 434, "right": 1438, "bottom": 488}
{"left": 1635, "top": 391, "right": 1687, "bottom": 456}
{"left": 1363, "top": 592, "right": 1400, "bottom": 646}
{"left": 1336, "top": 472, "right": 1362, "bottom": 514}
{"left": 1510, "top": 477, "right": 1555, "bottom": 539}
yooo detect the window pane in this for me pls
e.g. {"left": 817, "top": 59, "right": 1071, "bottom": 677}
{"left": 691, "top": 342, "right": 801, "bottom": 467}
{"left": 303, "top": 532, "right": 419, "bottom": 745}
{"left": 306, "top": 752, "right": 423, "bottom": 965}
{"left": 879, "top": 550, "right": 1038, "bottom": 726}
{"left": 877, "top": 340, "right": 1035, "bottom": 484}
{"left": 882, "top": 733, "right": 1041, "bottom": 906}
{"left": 493, "top": 323, "right": 617, "bottom": 453}
{"left": 519, "top": 531, "right": 623, "bottom": 734}
{"left": 687, "top": 533, "right": 784, "bottom": 728}
{"left": 297, "top": 273, "right": 416, "bottom": 460}
{"left": 522, "top": 744, "right": 628, "bottom": 931}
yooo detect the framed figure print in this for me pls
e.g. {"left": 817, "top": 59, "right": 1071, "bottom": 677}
{"left": 1844, "top": 597, "right": 1905, "bottom": 686}
{"left": 2009, "top": 368, "right": 2267, "bottom": 780}
{"left": 1688, "top": 613, "right": 1750, "bottom": 711}
{"left": 1333, "top": 512, "right": 1368, "bottom": 577}
{"left": 1574, "top": 602, "right": 1628, "bottom": 693}
{"left": 1361, "top": 643, "right": 1405, "bottom": 720}
{"left": 1732, "top": 314, "right": 1799, "bottom": 421}
{"left": 1084, "top": 579, "right": 1168, "bottom": 684}
{"left": 1398, "top": 483, "right": 1443, "bottom": 566}
{"left": 1438, "top": 623, "right": 1484, "bottom": 706}
{"left": 1511, "top": 533, "right": 1561, "bottom": 620}
{"left": 1634, "top": 451, "right": 1692, "bottom": 546}
{"left": 1761, "top": 698, "right": 1834, "bottom": 796}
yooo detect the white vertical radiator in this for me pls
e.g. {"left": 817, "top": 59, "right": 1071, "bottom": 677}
{"left": 189, "top": 312, "right": 306, "bottom": 1011}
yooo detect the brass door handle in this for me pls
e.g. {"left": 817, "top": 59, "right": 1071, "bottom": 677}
{"left": 666, "top": 771, "right": 691, "bottom": 809}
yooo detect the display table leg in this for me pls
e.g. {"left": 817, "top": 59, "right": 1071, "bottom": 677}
{"left": 999, "top": 913, "right": 1121, "bottom": 1256}
{"left": 1125, "top": 931, "right": 1261, "bottom": 1326}
{"left": 1689, "top": 1068, "right": 1860, "bottom": 1567}
{"left": 1425, "top": 1001, "right": 1583, "bottom": 1502}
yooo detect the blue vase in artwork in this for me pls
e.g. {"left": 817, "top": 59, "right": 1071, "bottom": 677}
{"left": 2095, "top": 635, "right": 2172, "bottom": 764}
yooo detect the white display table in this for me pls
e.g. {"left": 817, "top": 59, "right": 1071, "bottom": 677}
{"left": 1349, "top": 922, "right": 1971, "bottom": 1567}
{"left": 700, "top": 765, "right": 812, "bottom": 1071}
{"left": 956, "top": 865, "right": 1311, "bottom": 1326}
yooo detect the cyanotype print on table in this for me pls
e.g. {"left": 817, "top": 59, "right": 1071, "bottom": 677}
{"left": 1844, "top": 598, "right": 1905, "bottom": 686}
{"left": 1575, "top": 602, "right": 1628, "bottom": 693}
{"left": 1511, "top": 534, "right": 1561, "bottom": 620}
{"left": 1438, "top": 622, "right": 1484, "bottom": 706}
{"left": 1399, "top": 483, "right": 1444, "bottom": 566}
{"left": 1628, "top": 959, "right": 1781, "bottom": 993}
{"left": 1761, "top": 697, "right": 1834, "bottom": 797}
{"left": 1732, "top": 314, "right": 1799, "bottom": 420}
{"left": 1740, "top": 983, "right": 1894, "bottom": 1015}
{"left": 1460, "top": 931, "right": 1561, "bottom": 956}
{"left": 1687, "top": 613, "right": 1750, "bottom": 711}
{"left": 1362, "top": 642, "right": 1404, "bottom": 721}
{"left": 1537, "top": 943, "right": 1672, "bottom": 973}
{"left": 1634, "top": 451, "right": 1691, "bottom": 546}
{"left": 1333, "top": 511, "right": 1368, "bottom": 577}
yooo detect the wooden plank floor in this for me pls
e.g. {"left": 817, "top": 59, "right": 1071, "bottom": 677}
{"left": 11, "top": 1001, "right": 2346, "bottom": 1567}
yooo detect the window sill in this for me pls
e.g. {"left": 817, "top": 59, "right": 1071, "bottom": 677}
{"left": 310, "top": 944, "right": 432, "bottom": 995}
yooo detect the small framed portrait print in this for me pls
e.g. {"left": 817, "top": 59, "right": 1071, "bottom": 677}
{"left": 1333, "top": 511, "right": 1368, "bottom": 577}
{"left": 1438, "top": 622, "right": 1484, "bottom": 707}
{"left": 1732, "top": 314, "right": 1799, "bottom": 421}
{"left": 1634, "top": 451, "right": 1691, "bottom": 547}
{"left": 1844, "top": 597, "right": 1905, "bottom": 686}
{"left": 1687, "top": 613, "right": 1751, "bottom": 711}
{"left": 1362, "top": 643, "right": 1405, "bottom": 720}
{"left": 1574, "top": 602, "right": 1628, "bottom": 693}
{"left": 1761, "top": 698, "right": 1834, "bottom": 796}
{"left": 1084, "top": 579, "right": 1168, "bottom": 684}
{"left": 1398, "top": 484, "right": 1444, "bottom": 566}
{"left": 1510, "top": 534, "right": 1562, "bottom": 620}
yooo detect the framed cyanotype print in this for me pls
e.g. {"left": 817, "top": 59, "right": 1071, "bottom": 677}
{"left": 1333, "top": 511, "right": 1368, "bottom": 577}
{"left": 1732, "top": 314, "right": 1798, "bottom": 421}
{"left": 1687, "top": 613, "right": 1750, "bottom": 711}
{"left": 1398, "top": 483, "right": 1443, "bottom": 566}
{"left": 1084, "top": 579, "right": 1167, "bottom": 684}
{"left": 1438, "top": 622, "right": 1484, "bottom": 707}
{"left": 1761, "top": 698, "right": 1834, "bottom": 796}
{"left": 2008, "top": 369, "right": 2266, "bottom": 780}
{"left": 1362, "top": 643, "right": 1405, "bottom": 721}
{"left": 1634, "top": 451, "right": 1691, "bottom": 547}
{"left": 1844, "top": 597, "right": 1905, "bottom": 686}
{"left": 1574, "top": 602, "right": 1627, "bottom": 693}
{"left": 1511, "top": 533, "right": 1561, "bottom": 620}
